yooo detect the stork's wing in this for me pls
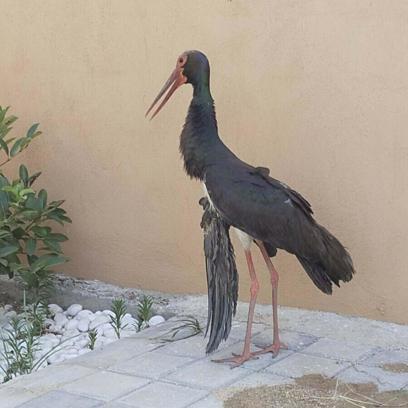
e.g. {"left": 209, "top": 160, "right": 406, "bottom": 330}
{"left": 204, "top": 163, "right": 317, "bottom": 256}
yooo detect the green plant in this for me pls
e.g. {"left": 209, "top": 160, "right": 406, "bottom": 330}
{"left": 136, "top": 295, "right": 153, "bottom": 331}
{"left": 159, "top": 316, "right": 202, "bottom": 343}
{"left": 22, "top": 300, "right": 47, "bottom": 337}
{"left": 0, "top": 315, "right": 80, "bottom": 383}
{"left": 109, "top": 298, "right": 128, "bottom": 339}
{"left": 0, "top": 317, "right": 38, "bottom": 382}
{"left": 0, "top": 106, "right": 71, "bottom": 303}
{"left": 88, "top": 329, "right": 97, "bottom": 350}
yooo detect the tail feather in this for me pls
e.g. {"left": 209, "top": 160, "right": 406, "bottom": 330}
{"left": 200, "top": 197, "right": 238, "bottom": 354}
{"left": 296, "top": 225, "right": 355, "bottom": 294}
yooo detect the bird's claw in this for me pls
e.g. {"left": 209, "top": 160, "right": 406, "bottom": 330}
{"left": 253, "top": 341, "right": 288, "bottom": 357}
{"left": 212, "top": 351, "right": 258, "bottom": 368}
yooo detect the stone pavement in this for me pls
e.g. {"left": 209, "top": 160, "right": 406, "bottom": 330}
{"left": 1, "top": 306, "right": 408, "bottom": 407}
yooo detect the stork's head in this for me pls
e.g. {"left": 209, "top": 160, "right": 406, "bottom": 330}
{"left": 146, "top": 50, "right": 210, "bottom": 120}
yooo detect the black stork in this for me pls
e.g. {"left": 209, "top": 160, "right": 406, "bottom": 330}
{"left": 146, "top": 50, "right": 355, "bottom": 366}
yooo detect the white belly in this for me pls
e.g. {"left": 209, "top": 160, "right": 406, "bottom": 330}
{"left": 202, "top": 182, "right": 253, "bottom": 250}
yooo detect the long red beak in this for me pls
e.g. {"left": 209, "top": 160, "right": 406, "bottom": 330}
{"left": 145, "top": 66, "right": 187, "bottom": 120}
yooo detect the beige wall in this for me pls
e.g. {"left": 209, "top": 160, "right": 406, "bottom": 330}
{"left": 1, "top": 1, "right": 408, "bottom": 324}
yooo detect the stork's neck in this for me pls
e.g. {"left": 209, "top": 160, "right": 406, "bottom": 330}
{"left": 180, "top": 85, "right": 221, "bottom": 180}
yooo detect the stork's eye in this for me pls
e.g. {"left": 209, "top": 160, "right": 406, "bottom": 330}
{"left": 178, "top": 55, "right": 187, "bottom": 66}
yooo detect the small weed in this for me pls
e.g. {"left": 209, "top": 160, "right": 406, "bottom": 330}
{"left": 0, "top": 315, "right": 76, "bottom": 383}
{"left": 136, "top": 295, "right": 153, "bottom": 331}
{"left": 159, "top": 316, "right": 202, "bottom": 343}
{"left": 109, "top": 298, "right": 128, "bottom": 339}
{"left": 88, "top": 329, "right": 97, "bottom": 350}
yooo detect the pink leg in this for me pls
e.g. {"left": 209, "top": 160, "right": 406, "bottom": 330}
{"left": 213, "top": 249, "right": 259, "bottom": 367}
{"left": 254, "top": 242, "right": 287, "bottom": 357}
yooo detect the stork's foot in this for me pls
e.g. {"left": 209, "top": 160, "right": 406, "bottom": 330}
{"left": 253, "top": 341, "right": 288, "bottom": 357}
{"left": 212, "top": 351, "right": 258, "bottom": 368}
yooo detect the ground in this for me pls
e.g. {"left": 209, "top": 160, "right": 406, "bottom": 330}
{"left": 0, "top": 306, "right": 407, "bottom": 408}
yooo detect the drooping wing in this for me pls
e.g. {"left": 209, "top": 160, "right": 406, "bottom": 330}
{"left": 205, "top": 164, "right": 317, "bottom": 257}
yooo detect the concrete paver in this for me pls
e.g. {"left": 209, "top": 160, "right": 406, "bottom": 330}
{"left": 110, "top": 350, "right": 193, "bottom": 379}
{"left": 301, "top": 337, "right": 377, "bottom": 362}
{"left": 118, "top": 382, "right": 207, "bottom": 408}
{"left": 265, "top": 352, "right": 350, "bottom": 378}
{"left": 165, "top": 359, "right": 248, "bottom": 389}
{"left": 61, "top": 370, "right": 149, "bottom": 401}
{"left": 1, "top": 306, "right": 407, "bottom": 407}
{"left": 18, "top": 390, "right": 102, "bottom": 408}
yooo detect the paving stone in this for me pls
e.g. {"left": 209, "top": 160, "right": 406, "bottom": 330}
{"left": 0, "top": 385, "right": 42, "bottom": 408}
{"left": 118, "top": 382, "right": 207, "bottom": 408}
{"left": 337, "top": 364, "right": 408, "bottom": 392}
{"left": 18, "top": 390, "right": 102, "bottom": 408}
{"left": 10, "top": 364, "right": 96, "bottom": 392}
{"left": 130, "top": 320, "right": 184, "bottom": 340}
{"left": 110, "top": 349, "right": 193, "bottom": 379}
{"left": 301, "top": 338, "right": 376, "bottom": 362}
{"left": 265, "top": 352, "right": 349, "bottom": 378}
{"left": 65, "top": 338, "right": 160, "bottom": 369}
{"left": 188, "top": 395, "right": 223, "bottom": 407}
{"left": 361, "top": 348, "right": 408, "bottom": 367}
{"left": 252, "top": 329, "right": 318, "bottom": 352}
{"left": 157, "top": 333, "right": 237, "bottom": 358}
{"left": 210, "top": 341, "right": 294, "bottom": 371}
{"left": 165, "top": 359, "right": 248, "bottom": 389}
{"left": 61, "top": 370, "right": 149, "bottom": 401}
{"left": 228, "top": 322, "right": 267, "bottom": 340}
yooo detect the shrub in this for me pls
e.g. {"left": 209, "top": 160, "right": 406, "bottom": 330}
{"left": 0, "top": 106, "right": 71, "bottom": 303}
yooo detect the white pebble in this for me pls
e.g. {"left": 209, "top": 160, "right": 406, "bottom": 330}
{"left": 77, "top": 319, "right": 90, "bottom": 332}
{"left": 148, "top": 315, "right": 165, "bottom": 326}
{"left": 75, "top": 338, "right": 89, "bottom": 349}
{"left": 4, "top": 304, "right": 13, "bottom": 312}
{"left": 102, "top": 327, "right": 117, "bottom": 338}
{"left": 102, "top": 310, "right": 115, "bottom": 317}
{"left": 75, "top": 309, "right": 94, "bottom": 321}
{"left": 48, "top": 304, "right": 63, "bottom": 315}
{"left": 5, "top": 310, "right": 17, "bottom": 319}
{"left": 89, "top": 315, "right": 110, "bottom": 330}
{"left": 54, "top": 312, "right": 68, "bottom": 327}
{"left": 66, "top": 304, "right": 83, "bottom": 317}
{"left": 122, "top": 315, "right": 138, "bottom": 327}
{"left": 65, "top": 319, "right": 79, "bottom": 331}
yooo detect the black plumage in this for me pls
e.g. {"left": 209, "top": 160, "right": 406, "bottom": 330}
{"left": 147, "top": 50, "right": 355, "bottom": 364}
{"left": 199, "top": 197, "right": 238, "bottom": 353}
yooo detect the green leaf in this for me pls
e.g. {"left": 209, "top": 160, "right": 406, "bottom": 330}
{"left": 20, "top": 210, "right": 40, "bottom": 220}
{"left": 48, "top": 233, "right": 68, "bottom": 242}
{"left": 26, "top": 238, "right": 36, "bottom": 256}
{"left": 0, "top": 107, "right": 9, "bottom": 122}
{"left": 43, "top": 239, "right": 61, "bottom": 253}
{"left": 32, "top": 226, "right": 51, "bottom": 237}
{"left": 0, "top": 244, "right": 19, "bottom": 257}
{"left": 10, "top": 138, "right": 25, "bottom": 157}
{"left": 25, "top": 195, "right": 42, "bottom": 210}
{"left": 19, "top": 165, "right": 29, "bottom": 185}
{"left": 38, "top": 189, "right": 47, "bottom": 208}
{"left": 19, "top": 188, "right": 34, "bottom": 197}
{"left": 31, "top": 254, "right": 67, "bottom": 273}
{"left": 0, "top": 178, "right": 10, "bottom": 214}
{"left": 28, "top": 171, "right": 41, "bottom": 187}
{"left": 26, "top": 123, "right": 39, "bottom": 139}
{"left": 4, "top": 115, "right": 17, "bottom": 127}
{"left": 0, "top": 138, "right": 9, "bottom": 156}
